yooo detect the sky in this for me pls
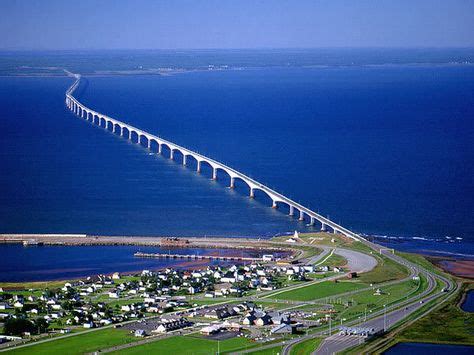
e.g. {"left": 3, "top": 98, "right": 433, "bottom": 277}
{"left": 1, "top": 0, "right": 473, "bottom": 50}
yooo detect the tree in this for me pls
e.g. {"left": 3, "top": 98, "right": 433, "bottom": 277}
{"left": 34, "top": 318, "right": 49, "bottom": 334}
{"left": 4, "top": 318, "right": 35, "bottom": 336}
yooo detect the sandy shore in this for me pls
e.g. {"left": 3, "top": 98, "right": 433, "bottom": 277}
{"left": 428, "top": 256, "right": 474, "bottom": 279}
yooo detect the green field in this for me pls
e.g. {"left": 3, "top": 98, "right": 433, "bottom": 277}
{"left": 248, "top": 345, "right": 283, "bottom": 354}
{"left": 290, "top": 337, "right": 322, "bottom": 355}
{"left": 109, "top": 334, "right": 257, "bottom": 354}
{"left": 272, "top": 281, "right": 366, "bottom": 302}
{"left": 357, "top": 255, "right": 409, "bottom": 284}
{"left": 395, "top": 285, "right": 474, "bottom": 345}
{"left": 7, "top": 328, "right": 137, "bottom": 355}
{"left": 334, "top": 278, "right": 423, "bottom": 321}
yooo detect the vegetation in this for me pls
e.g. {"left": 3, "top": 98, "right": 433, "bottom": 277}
{"left": 109, "top": 334, "right": 257, "bottom": 354}
{"left": 357, "top": 254, "right": 409, "bottom": 284}
{"left": 272, "top": 281, "right": 366, "bottom": 302}
{"left": 248, "top": 345, "right": 283, "bottom": 354}
{"left": 395, "top": 284, "right": 474, "bottom": 345}
{"left": 7, "top": 328, "right": 137, "bottom": 355}
{"left": 290, "top": 337, "right": 322, "bottom": 354}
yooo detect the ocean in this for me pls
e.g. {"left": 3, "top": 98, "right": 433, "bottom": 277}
{"left": 0, "top": 50, "right": 473, "bottom": 258}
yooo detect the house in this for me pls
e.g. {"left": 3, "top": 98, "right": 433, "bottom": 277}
{"left": 108, "top": 291, "right": 120, "bottom": 299}
{"left": 200, "top": 324, "right": 222, "bottom": 335}
{"left": 83, "top": 322, "right": 94, "bottom": 328}
{"left": 153, "top": 318, "right": 192, "bottom": 333}
{"left": 262, "top": 254, "right": 274, "bottom": 261}
{"left": 270, "top": 312, "right": 290, "bottom": 325}
{"left": 134, "top": 329, "right": 146, "bottom": 337}
{"left": 59, "top": 329, "right": 71, "bottom": 334}
{"left": 255, "top": 313, "right": 272, "bottom": 326}
{"left": 270, "top": 324, "right": 294, "bottom": 334}
{"left": 0, "top": 303, "right": 10, "bottom": 310}
{"left": 112, "top": 272, "right": 121, "bottom": 280}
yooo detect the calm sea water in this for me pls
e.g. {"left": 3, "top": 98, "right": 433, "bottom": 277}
{"left": 0, "top": 244, "right": 280, "bottom": 282}
{"left": 0, "top": 57, "right": 473, "bottom": 257}
{"left": 461, "top": 290, "right": 474, "bottom": 312}
{"left": 384, "top": 342, "right": 474, "bottom": 354}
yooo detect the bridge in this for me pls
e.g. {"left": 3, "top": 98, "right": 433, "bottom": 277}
{"left": 134, "top": 252, "right": 265, "bottom": 262}
{"left": 65, "top": 72, "right": 362, "bottom": 240}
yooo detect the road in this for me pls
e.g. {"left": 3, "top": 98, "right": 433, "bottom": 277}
{"left": 278, "top": 239, "right": 455, "bottom": 355}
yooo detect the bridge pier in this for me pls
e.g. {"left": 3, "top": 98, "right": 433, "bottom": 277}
{"left": 289, "top": 205, "right": 294, "bottom": 216}
{"left": 272, "top": 201, "right": 278, "bottom": 209}
{"left": 230, "top": 177, "right": 235, "bottom": 188}
{"left": 158, "top": 144, "right": 162, "bottom": 154}
{"left": 170, "top": 150, "right": 174, "bottom": 160}
{"left": 310, "top": 217, "right": 315, "bottom": 226}
{"left": 321, "top": 222, "right": 327, "bottom": 231}
{"left": 299, "top": 210, "right": 305, "bottom": 221}
{"left": 250, "top": 188, "right": 255, "bottom": 198}
{"left": 197, "top": 161, "right": 201, "bottom": 173}
{"left": 183, "top": 155, "right": 187, "bottom": 166}
{"left": 212, "top": 168, "right": 217, "bottom": 180}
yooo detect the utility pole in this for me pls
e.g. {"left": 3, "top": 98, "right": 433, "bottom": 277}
{"left": 383, "top": 305, "right": 387, "bottom": 332}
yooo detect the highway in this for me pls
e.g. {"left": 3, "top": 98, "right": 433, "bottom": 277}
{"left": 277, "top": 239, "right": 454, "bottom": 355}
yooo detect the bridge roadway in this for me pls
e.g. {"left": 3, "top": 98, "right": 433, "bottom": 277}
{"left": 65, "top": 72, "right": 359, "bottom": 239}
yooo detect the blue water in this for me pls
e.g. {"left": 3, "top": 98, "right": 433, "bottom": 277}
{"left": 461, "top": 290, "right": 474, "bottom": 312}
{"left": 1, "top": 61, "right": 473, "bottom": 256}
{"left": 0, "top": 244, "right": 277, "bottom": 282}
{"left": 385, "top": 342, "right": 474, "bottom": 354}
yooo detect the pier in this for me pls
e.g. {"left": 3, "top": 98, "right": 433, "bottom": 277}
{"left": 134, "top": 252, "right": 266, "bottom": 262}
{"left": 65, "top": 72, "right": 362, "bottom": 241}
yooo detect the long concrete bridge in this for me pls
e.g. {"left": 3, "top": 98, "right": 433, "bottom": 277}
{"left": 65, "top": 72, "right": 362, "bottom": 240}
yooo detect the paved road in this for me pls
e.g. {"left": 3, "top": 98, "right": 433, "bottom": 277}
{"left": 279, "top": 240, "right": 455, "bottom": 355}
{"left": 333, "top": 248, "right": 377, "bottom": 274}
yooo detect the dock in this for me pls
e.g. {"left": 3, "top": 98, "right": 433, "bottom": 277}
{"left": 134, "top": 252, "right": 268, "bottom": 262}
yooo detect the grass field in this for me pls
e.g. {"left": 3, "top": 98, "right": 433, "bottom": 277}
{"left": 334, "top": 278, "right": 423, "bottom": 321}
{"left": 0, "top": 280, "right": 67, "bottom": 290}
{"left": 7, "top": 328, "right": 137, "bottom": 355}
{"left": 109, "top": 334, "right": 257, "bottom": 354}
{"left": 290, "top": 337, "right": 322, "bottom": 355}
{"left": 357, "top": 254, "right": 409, "bottom": 284}
{"left": 395, "top": 285, "right": 474, "bottom": 345}
{"left": 248, "top": 345, "right": 283, "bottom": 354}
{"left": 272, "top": 281, "right": 366, "bottom": 302}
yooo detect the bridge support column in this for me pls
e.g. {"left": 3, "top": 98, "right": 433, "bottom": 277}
{"left": 183, "top": 155, "right": 187, "bottom": 166}
{"left": 81, "top": 110, "right": 84, "bottom": 118}
{"left": 250, "top": 188, "right": 255, "bottom": 198}
{"left": 321, "top": 223, "right": 327, "bottom": 231}
{"left": 272, "top": 201, "right": 278, "bottom": 209}
{"left": 333, "top": 228, "right": 339, "bottom": 234}
{"left": 147, "top": 140, "right": 151, "bottom": 149}
{"left": 230, "top": 177, "right": 235, "bottom": 188}
{"left": 197, "top": 161, "right": 201, "bottom": 173}
{"left": 289, "top": 206, "right": 294, "bottom": 216}
{"left": 158, "top": 144, "right": 162, "bottom": 154}
{"left": 212, "top": 168, "right": 217, "bottom": 180}
{"left": 299, "top": 211, "right": 305, "bottom": 221}
{"left": 170, "top": 150, "right": 174, "bottom": 160}
{"left": 310, "top": 217, "right": 315, "bottom": 226}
